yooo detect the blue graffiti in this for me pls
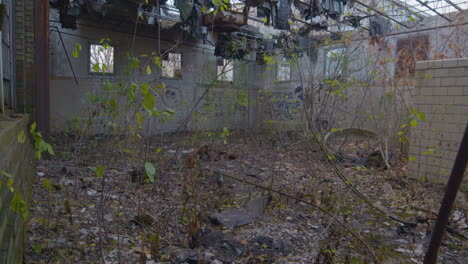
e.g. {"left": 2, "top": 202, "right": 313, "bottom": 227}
{"left": 270, "top": 86, "right": 303, "bottom": 120}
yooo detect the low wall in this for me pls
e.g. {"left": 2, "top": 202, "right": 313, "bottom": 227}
{"left": 0, "top": 115, "right": 35, "bottom": 263}
{"left": 409, "top": 58, "right": 468, "bottom": 189}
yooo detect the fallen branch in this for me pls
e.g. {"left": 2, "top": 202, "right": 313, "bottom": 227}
{"left": 203, "top": 168, "right": 379, "bottom": 262}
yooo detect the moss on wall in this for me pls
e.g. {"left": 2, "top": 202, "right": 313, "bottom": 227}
{"left": 0, "top": 115, "right": 35, "bottom": 264}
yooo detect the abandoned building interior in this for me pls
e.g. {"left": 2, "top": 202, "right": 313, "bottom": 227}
{"left": 1, "top": 0, "right": 468, "bottom": 263}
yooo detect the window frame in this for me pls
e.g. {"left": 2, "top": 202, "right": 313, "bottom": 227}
{"left": 395, "top": 35, "right": 429, "bottom": 78}
{"left": 216, "top": 58, "right": 234, "bottom": 82}
{"left": 323, "top": 46, "right": 347, "bottom": 81}
{"left": 161, "top": 51, "right": 183, "bottom": 80}
{"left": 88, "top": 43, "right": 116, "bottom": 75}
{"left": 277, "top": 57, "right": 291, "bottom": 82}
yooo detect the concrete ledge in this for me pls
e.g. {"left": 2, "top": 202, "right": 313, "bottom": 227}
{"left": 0, "top": 115, "right": 35, "bottom": 264}
{"left": 416, "top": 57, "right": 468, "bottom": 70}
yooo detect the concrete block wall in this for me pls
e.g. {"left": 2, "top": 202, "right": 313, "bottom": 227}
{"left": 0, "top": 116, "right": 35, "bottom": 263}
{"left": 48, "top": 16, "right": 310, "bottom": 134}
{"left": 409, "top": 58, "right": 468, "bottom": 187}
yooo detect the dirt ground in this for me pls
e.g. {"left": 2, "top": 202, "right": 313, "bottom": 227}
{"left": 25, "top": 131, "right": 467, "bottom": 264}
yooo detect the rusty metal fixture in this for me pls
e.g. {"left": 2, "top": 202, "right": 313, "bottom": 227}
{"left": 203, "top": 10, "right": 248, "bottom": 32}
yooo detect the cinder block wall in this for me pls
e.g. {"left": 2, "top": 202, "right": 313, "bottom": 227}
{"left": 0, "top": 116, "right": 35, "bottom": 263}
{"left": 409, "top": 58, "right": 468, "bottom": 188}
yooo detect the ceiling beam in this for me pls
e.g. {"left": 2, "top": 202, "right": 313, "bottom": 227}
{"left": 444, "top": 0, "right": 463, "bottom": 11}
{"left": 353, "top": 0, "right": 409, "bottom": 28}
{"left": 387, "top": 0, "right": 424, "bottom": 18}
{"left": 415, "top": 0, "right": 452, "bottom": 22}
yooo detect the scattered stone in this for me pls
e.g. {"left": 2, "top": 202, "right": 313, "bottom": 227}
{"left": 86, "top": 189, "right": 98, "bottom": 196}
{"left": 37, "top": 172, "right": 45, "bottom": 177}
{"left": 382, "top": 183, "right": 395, "bottom": 200}
{"left": 413, "top": 244, "right": 424, "bottom": 257}
{"left": 59, "top": 178, "right": 74, "bottom": 187}
{"left": 210, "top": 260, "right": 223, "bottom": 264}
{"left": 209, "top": 196, "right": 271, "bottom": 228}
{"left": 104, "top": 214, "right": 113, "bottom": 222}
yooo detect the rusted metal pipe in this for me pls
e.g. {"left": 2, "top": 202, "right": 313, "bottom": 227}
{"left": 424, "top": 122, "right": 468, "bottom": 264}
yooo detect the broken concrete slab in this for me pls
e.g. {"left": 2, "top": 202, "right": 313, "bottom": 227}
{"left": 209, "top": 196, "right": 271, "bottom": 228}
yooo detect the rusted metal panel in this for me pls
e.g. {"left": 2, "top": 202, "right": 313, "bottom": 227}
{"left": 203, "top": 10, "right": 248, "bottom": 32}
{"left": 35, "top": 0, "right": 50, "bottom": 133}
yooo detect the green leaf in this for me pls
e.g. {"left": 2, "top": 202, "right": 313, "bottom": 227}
{"left": 30, "top": 122, "right": 37, "bottom": 134}
{"left": 422, "top": 147, "right": 436, "bottom": 155}
{"left": 140, "top": 83, "right": 150, "bottom": 95}
{"left": 10, "top": 191, "right": 30, "bottom": 222}
{"left": 0, "top": 170, "right": 13, "bottom": 178}
{"left": 92, "top": 63, "right": 101, "bottom": 72}
{"left": 136, "top": 111, "right": 144, "bottom": 130}
{"left": 33, "top": 244, "right": 43, "bottom": 254}
{"left": 400, "top": 124, "right": 408, "bottom": 128}
{"left": 46, "top": 143, "right": 55, "bottom": 155}
{"left": 418, "top": 112, "right": 426, "bottom": 121}
{"left": 410, "top": 119, "right": 418, "bottom": 127}
{"left": 7, "top": 178, "right": 14, "bottom": 192}
{"left": 72, "top": 43, "right": 82, "bottom": 58}
{"left": 409, "top": 156, "right": 416, "bottom": 162}
{"left": 109, "top": 98, "right": 117, "bottom": 109}
{"left": 144, "top": 162, "right": 156, "bottom": 183}
{"left": 42, "top": 178, "right": 52, "bottom": 193}
{"left": 143, "top": 92, "right": 156, "bottom": 111}
{"left": 146, "top": 65, "right": 152, "bottom": 75}
{"left": 95, "top": 165, "right": 105, "bottom": 178}
{"left": 123, "top": 148, "right": 133, "bottom": 154}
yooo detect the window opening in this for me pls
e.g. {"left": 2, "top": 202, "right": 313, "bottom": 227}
{"left": 217, "top": 58, "right": 234, "bottom": 82}
{"left": 162, "top": 52, "right": 182, "bottom": 79}
{"left": 90, "top": 44, "right": 115, "bottom": 74}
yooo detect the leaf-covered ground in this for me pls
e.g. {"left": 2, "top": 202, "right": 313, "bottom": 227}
{"left": 25, "top": 132, "right": 467, "bottom": 264}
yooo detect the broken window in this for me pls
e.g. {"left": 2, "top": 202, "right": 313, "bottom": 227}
{"left": 217, "top": 58, "right": 234, "bottom": 82}
{"left": 90, "top": 44, "right": 115, "bottom": 74}
{"left": 277, "top": 58, "right": 291, "bottom": 82}
{"left": 324, "top": 47, "right": 346, "bottom": 79}
{"left": 395, "top": 35, "right": 429, "bottom": 78}
{"left": 162, "top": 52, "right": 182, "bottom": 79}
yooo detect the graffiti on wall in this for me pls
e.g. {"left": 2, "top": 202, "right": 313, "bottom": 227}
{"left": 160, "top": 87, "right": 181, "bottom": 107}
{"left": 269, "top": 86, "right": 304, "bottom": 120}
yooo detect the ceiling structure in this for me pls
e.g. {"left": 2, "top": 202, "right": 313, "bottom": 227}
{"left": 49, "top": 0, "right": 468, "bottom": 61}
